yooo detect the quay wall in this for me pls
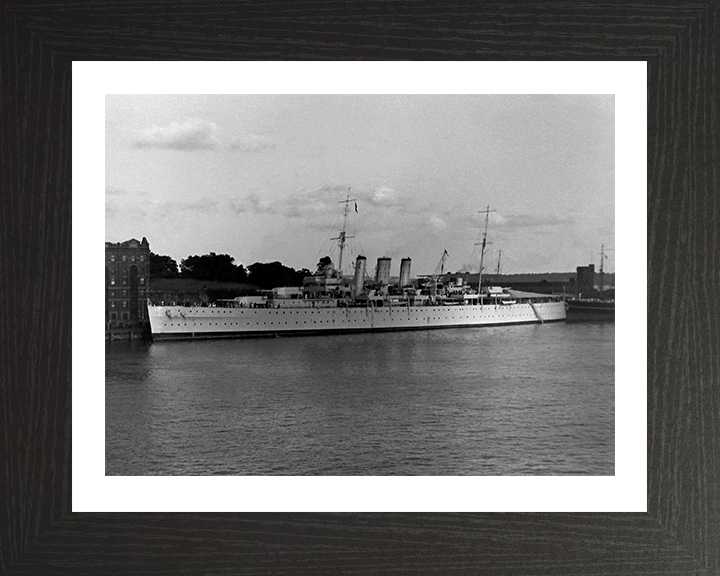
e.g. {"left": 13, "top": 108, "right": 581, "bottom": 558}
{"left": 106, "top": 322, "right": 151, "bottom": 342}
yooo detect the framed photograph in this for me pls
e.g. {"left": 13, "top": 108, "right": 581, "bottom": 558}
{"left": 101, "top": 89, "right": 620, "bottom": 484}
{"left": 4, "top": 2, "right": 718, "bottom": 574}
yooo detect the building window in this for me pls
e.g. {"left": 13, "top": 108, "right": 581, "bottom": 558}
{"left": 140, "top": 278, "right": 145, "bottom": 285}
{"left": 123, "top": 301, "right": 127, "bottom": 308}
{"left": 140, "top": 255, "right": 145, "bottom": 262}
{"left": 111, "top": 302, "right": 116, "bottom": 308}
{"left": 123, "top": 290, "right": 127, "bottom": 297}
{"left": 122, "top": 255, "right": 127, "bottom": 262}
{"left": 111, "top": 313, "right": 117, "bottom": 320}
{"left": 110, "top": 254, "right": 116, "bottom": 262}
{"left": 122, "top": 313, "right": 128, "bottom": 320}
{"left": 110, "top": 278, "right": 116, "bottom": 285}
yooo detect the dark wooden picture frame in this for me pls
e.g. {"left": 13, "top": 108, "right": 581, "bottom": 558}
{"left": 2, "top": 2, "right": 718, "bottom": 574}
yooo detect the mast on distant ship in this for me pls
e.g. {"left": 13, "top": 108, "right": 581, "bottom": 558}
{"left": 331, "top": 190, "right": 357, "bottom": 276}
{"left": 476, "top": 205, "right": 496, "bottom": 294}
{"left": 598, "top": 244, "right": 603, "bottom": 296}
{"left": 496, "top": 249, "right": 502, "bottom": 276}
{"left": 599, "top": 244, "right": 609, "bottom": 298}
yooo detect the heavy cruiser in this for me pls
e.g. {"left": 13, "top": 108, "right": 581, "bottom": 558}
{"left": 148, "top": 202, "right": 566, "bottom": 340}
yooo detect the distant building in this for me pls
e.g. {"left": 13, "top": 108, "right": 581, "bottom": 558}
{"left": 105, "top": 238, "right": 150, "bottom": 326}
{"left": 575, "top": 264, "right": 595, "bottom": 294}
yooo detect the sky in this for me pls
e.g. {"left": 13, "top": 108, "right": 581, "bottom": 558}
{"left": 106, "top": 94, "right": 614, "bottom": 276}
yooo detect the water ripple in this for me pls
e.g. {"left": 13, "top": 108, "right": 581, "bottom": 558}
{"left": 106, "top": 323, "right": 614, "bottom": 475}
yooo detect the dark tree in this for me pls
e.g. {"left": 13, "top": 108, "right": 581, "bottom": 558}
{"left": 247, "top": 262, "right": 309, "bottom": 289}
{"left": 180, "top": 252, "right": 239, "bottom": 282}
{"left": 296, "top": 268, "right": 312, "bottom": 282}
{"left": 149, "top": 252, "right": 179, "bottom": 278}
{"left": 234, "top": 264, "right": 248, "bottom": 283}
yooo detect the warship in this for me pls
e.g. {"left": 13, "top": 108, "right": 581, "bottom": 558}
{"left": 148, "top": 199, "right": 566, "bottom": 340}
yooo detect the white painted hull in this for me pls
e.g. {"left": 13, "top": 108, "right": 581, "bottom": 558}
{"left": 148, "top": 301, "right": 566, "bottom": 340}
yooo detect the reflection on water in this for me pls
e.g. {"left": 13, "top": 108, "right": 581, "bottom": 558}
{"left": 106, "top": 322, "right": 614, "bottom": 475}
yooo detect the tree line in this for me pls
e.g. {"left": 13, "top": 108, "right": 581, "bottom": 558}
{"left": 149, "top": 252, "right": 314, "bottom": 289}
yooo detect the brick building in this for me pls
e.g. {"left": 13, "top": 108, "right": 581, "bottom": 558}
{"left": 105, "top": 237, "right": 150, "bottom": 327}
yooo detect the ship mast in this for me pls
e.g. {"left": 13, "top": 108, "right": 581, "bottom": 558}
{"left": 600, "top": 244, "right": 605, "bottom": 298}
{"left": 476, "top": 205, "right": 496, "bottom": 294}
{"left": 332, "top": 191, "right": 356, "bottom": 276}
{"left": 496, "top": 249, "right": 502, "bottom": 276}
{"left": 599, "top": 244, "right": 605, "bottom": 298}
{"left": 598, "top": 244, "right": 613, "bottom": 300}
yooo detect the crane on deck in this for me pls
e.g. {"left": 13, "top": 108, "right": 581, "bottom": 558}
{"left": 429, "top": 249, "right": 449, "bottom": 296}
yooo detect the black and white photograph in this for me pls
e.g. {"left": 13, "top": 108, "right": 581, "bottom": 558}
{"left": 105, "top": 93, "right": 615, "bottom": 477}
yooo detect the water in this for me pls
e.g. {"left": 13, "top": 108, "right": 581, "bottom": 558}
{"left": 106, "top": 322, "right": 614, "bottom": 475}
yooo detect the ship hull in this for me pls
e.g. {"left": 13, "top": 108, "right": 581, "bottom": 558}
{"left": 565, "top": 299, "right": 615, "bottom": 321}
{"left": 148, "top": 301, "right": 566, "bottom": 341}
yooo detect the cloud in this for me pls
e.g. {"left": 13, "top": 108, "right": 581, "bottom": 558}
{"left": 458, "top": 210, "right": 497, "bottom": 229}
{"left": 367, "top": 186, "right": 402, "bottom": 207}
{"left": 230, "top": 134, "right": 276, "bottom": 153}
{"left": 230, "top": 195, "right": 275, "bottom": 214}
{"left": 231, "top": 193, "right": 327, "bottom": 221}
{"left": 133, "top": 119, "right": 220, "bottom": 151}
{"left": 316, "top": 184, "right": 403, "bottom": 208}
{"left": 428, "top": 215, "right": 447, "bottom": 230}
{"left": 229, "top": 184, "right": 413, "bottom": 225}
{"left": 105, "top": 198, "right": 149, "bottom": 221}
{"left": 337, "top": 185, "right": 403, "bottom": 209}
{"left": 230, "top": 184, "right": 353, "bottom": 219}
{"left": 318, "top": 183, "right": 350, "bottom": 194}
{"left": 158, "top": 198, "right": 217, "bottom": 214}
{"left": 106, "top": 193, "right": 217, "bottom": 224}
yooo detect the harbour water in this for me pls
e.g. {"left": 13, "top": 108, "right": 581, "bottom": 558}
{"left": 106, "top": 321, "right": 614, "bottom": 476}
